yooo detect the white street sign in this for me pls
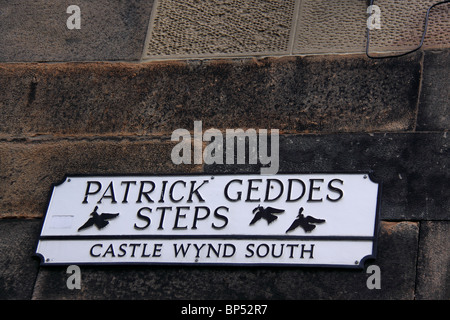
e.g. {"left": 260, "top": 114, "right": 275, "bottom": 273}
{"left": 36, "top": 173, "right": 381, "bottom": 268}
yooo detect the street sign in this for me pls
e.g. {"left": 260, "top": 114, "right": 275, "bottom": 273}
{"left": 35, "top": 173, "right": 381, "bottom": 268}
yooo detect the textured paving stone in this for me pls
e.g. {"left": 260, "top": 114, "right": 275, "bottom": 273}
{"left": 0, "top": 0, "right": 154, "bottom": 62}
{"left": 416, "top": 221, "right": 450, "bottom": 300}
{"left": 294, "top": 0, "right": 367, "bottom": 54}
{"left": 368, "top": 0, "right": 450, "bottom": 51}
{"left": 295, "top": 0, "right": 450, "bottom": 55}
{"left": 0, "top": 138, "right": 201, "bottom": 218}
{"left": 31, "top": 221, "right": 418, "bottom": 300}
{"left": 0, "top": 219, "right": 41, "bottom": 299}
{"left": 0, "top": 53, "right": 421, "bottom": 137}
{"left": 417, "top": 49, "right": 450, "bottom": 131}
{"left": 206, "top": 132, "right": 449, "bottom": 221}
{"left": 144, "top": 0, "right": 297, "bottom": 59}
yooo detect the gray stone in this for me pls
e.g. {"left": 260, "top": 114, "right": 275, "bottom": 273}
{"left": 31, "top": 221, "right": 418, "bottom": 299}
{"left": 416, "top": 221, "right": 450, "bottom": 300}
{"left": 277, "top": 133, "right": 449, "bottom": 221}
{"left": 0, "top": 53, "right": 421, "bottom": 137}
{"left": 0, "top": 0, "right": 154, "bottom": 62}
{"left": 0, "top": 219, "right": 41, "bottom": 299}
{"left": 417, "top": 50, "right": 450, "bottom": 131}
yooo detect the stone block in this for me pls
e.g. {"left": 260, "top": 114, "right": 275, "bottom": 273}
{"left": 144, "top": 0, "right": 297, "bottom": 59}
{"left": 416, "top": 221, "right": 450, "bottom": 299}
{"left": 417, "top": 49, "right": 450, "bottom": 131}
{"left": 295, "top": 0, "right": 450, "bottom": 54}
{"left": 295, "top": 0, "right": 367, "bottom": 54}
{"left": 31, "top": 221, "right": 418, "bottom": 299}
{"left": 0, "top": 0, "right": 154, "bottom": 62}
{"left": 0, "top": 52, "right": 420, "bottom": 136}
{"left": 279, "top": 133, "right": 449, "bottom": 220}
{"left": 0, "top": 219, "right": 41, "bottom": 299}
{"left": 0, "top": 138, "right": 201, "bottom": 218}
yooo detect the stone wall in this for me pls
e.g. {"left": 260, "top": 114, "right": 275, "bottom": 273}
{"left": 0, "top": 0, "right": 448, "bottom": 300}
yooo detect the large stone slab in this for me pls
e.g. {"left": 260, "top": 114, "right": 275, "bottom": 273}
{"left": 0, "top": 0, "right": 154, "bottom": 62}
{"left": 31, "top": 221, "right": 418, "bottom": 299}
{"left": 417, "top": 49, "right": 450, "bottom": 131}
{"left": 144, "top": 0, "right": 297, "bottom": 59}
{"left": 0, "top": 138, "right": 201, "bottom": 218}
{"left": 295, "top": 0, "right": 450, "bottom": 54}
{"left": 0, "top": 219, "right": 41, "bottom": 299}
{"left": 415, "top": 221, "right": 450, "bottom": 299}
{"left": 0, "top": 53, "right": 421, "bottom": 137}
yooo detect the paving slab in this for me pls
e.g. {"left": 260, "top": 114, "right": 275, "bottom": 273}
{"left": 417, "top": 49, "right": 450, "bottom": 131}
{"left": 0, "top": 138, "right": 201, "bottom": 218}
{"left": 294, "top": 0, "right": 367, "bottom": 54}
{"left": 295, "top": 0, "right": 450, "bottom": 55}
{"left": 415, "top": 221, "right": 450, "bottom": 300}
{"left": 31, "top": 221, "right": 418, "bottom": 299}
{"left": 0, "top": 219, "right": 41, "bottom": 299}
{"left": 0, "top": 52, "right": 421, "bottom": 137}
{"left": 0, "top": 0, "right": 154, "bottom": 62}
{"left": 144, "top": 0, "right": 298, "bottom": 59}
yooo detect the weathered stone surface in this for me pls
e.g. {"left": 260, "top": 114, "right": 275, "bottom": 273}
{"left": 0, "top": 0, "right": 154, "bottom": 62}
{"left": 416, "top": 221, "right": 450, "bottom": 300}
{"left": 145, "top": 0, "right": 296, "bottom": 58}
{"left": 417, "top": 50, "right": 450, "bottom": 131}
{"left": 295, "top": 0, "right": 450, "bottom": 54}
{"left": 1, "top": 0, "right": 449, "bottom": 62}
{"left": 0, "top": 53, "right": 421, "bottom": 137}
{"left": 0, "top": 219, "right": 41, "bottom": 299}
{"left": 31, "top": 221, "right": 418, "bottom": 299}
{"left": 0, "top": 138, "right": 201, "bottom": 218}
{"left": 277, "top": 133, "right": 449, "bottom": 221}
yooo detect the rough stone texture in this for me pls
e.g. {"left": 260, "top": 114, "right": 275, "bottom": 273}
{"left": 0, "top": 0, "right": 154, "bottom": 62}
{"left": 145, "top": 0, "right": 296, "bottom": 58}
{"left": 417, "top": 50, "right": 450, "bottom": 131}
{"left": 295, "top": 0, "right": 367, "bottom": 54}
{"left": 0, "top": 219, "right": 41, "bottom": 299}
{"left": 0, "top": 53, "right": 421, "bottom": 137}
{"left": 415, "top": 221, "right": 450, "bottom": 300}
{"left": 368, "top": 0, "right": 450, "bottom": 51}
{"left": 295, "top": 0, "right": 450, "bottom": 54}
{"left": 31, "top": 221, "right": 418, "bottom": 300}
{"left": 277, "top": 133, "right": 448, "bottom": 221}
{"left": 0, "top": 138, "right": 201, "bottom": 218}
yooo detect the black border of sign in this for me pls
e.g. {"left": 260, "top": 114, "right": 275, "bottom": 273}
{"left": 34, "top": 171, "right": 382, "bottom": 269}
